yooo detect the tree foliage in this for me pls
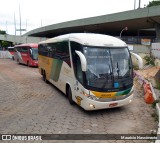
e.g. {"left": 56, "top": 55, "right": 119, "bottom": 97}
{"left": 146, "top": 0, "right": 160, "bottom": 7}
{"left": 0, "top": 30, "right": 6, "bottom": 35}
{"left": 1, "top": 41, "right": 10, "bottom": 48}
{"left": 0, "top": 40, "right": 11, "bottom": 49}
{"left": 0, "top": 30, "right": 11, "bottom": 48}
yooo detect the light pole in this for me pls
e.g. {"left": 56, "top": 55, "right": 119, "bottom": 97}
{"left": 139, "top": 0, "right": 141, "bottom": 8}
{"left": 26, "top": 19, "right": 29, "bottom": 32}
{"left": 120, "top": 27, "right": 128, "bottom": 38}
{"left": 6, "top": 21, "right": 8, "bottom": 34}
{"left": 14, "top": 12, "right": 16, "bottom": 35}
{"left": 41, "top": 19, "right": 43, "bottom": 27}
{"left": 19, "top": 4, "right": 22, "bottom": 35}
{"left": 134, "top": 0, "right": 136, "bottom": 9}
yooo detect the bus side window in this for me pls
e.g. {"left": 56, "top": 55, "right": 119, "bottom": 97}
{"left": 22, "top": 46, "right": 28, "bottom": 53}
{"left": 70, "top": 41, "right": 83, "bottom": 83}
{"left": 48, "top": 43, "right": 56, "bottom": 58}
{"left": 14, "top": 47, "right": 17, "bottom": 52}
{"left": 29, "top": 48, "right": 32, "bottom": 56}
{"left": 38, "top": 44, "right": 43, "bottom": 55}
{"left": 38, "top": 44, "right": 48, "bottom": 56}
{"left": 55, "top": 41, "right": 71, "bottom": 67}
{"left": 16, "top": 47, "right": 21, "bottom": 52}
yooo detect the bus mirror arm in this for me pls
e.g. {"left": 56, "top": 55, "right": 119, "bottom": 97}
{"left": 75, "top": 50, "right": 87, "bottom": 72}
{"left": 130, "top": 52, "right": 143, "bottom": 69}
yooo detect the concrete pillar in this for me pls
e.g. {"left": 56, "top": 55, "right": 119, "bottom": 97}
{"left": 155, "top": 24, "right": 160, "bottom": 42}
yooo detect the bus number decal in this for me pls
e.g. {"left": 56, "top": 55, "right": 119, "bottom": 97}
{"left": 75, "top": 96, "right": 83, "bottom": 105}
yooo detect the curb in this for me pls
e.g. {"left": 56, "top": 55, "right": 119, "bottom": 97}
{"left": 134, "top": 71, "right": 160, "bottom": 142}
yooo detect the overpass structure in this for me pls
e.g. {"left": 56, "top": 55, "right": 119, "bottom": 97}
{"left": 24, "top": 5, "right": 160, "bottom": 44}
{"left": 0, "top": 34, "right": 47, "bottom": 44}
{"left": 1, "top": 5, "right": 160, "bottom": 44}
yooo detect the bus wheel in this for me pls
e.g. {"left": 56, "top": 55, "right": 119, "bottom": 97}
{"left": 67, "top": 86, "right": 74, "bottom": 105}
{"left": 17, "top": 59, "right": 20, "bottom": 64}
{"left": 43, "top": 71, "right": 49, "bottom": 83}
{"left": 27, "top": 61, "right": 30, "bottom": 66}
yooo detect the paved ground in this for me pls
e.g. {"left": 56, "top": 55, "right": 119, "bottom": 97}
{"left": 0, "top": 59, "right": 158, "bottom": 143}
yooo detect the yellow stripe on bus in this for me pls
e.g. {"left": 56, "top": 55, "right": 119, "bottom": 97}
{"left": 91, "top": 91, "right": 117, "bottom": 98}
{"left": 38, "top": 55, "right": 53, "bottom": 80}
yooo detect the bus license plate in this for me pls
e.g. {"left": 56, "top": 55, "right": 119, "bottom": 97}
{"left": 109, "top": 103, "right": 118, "bottom": 107}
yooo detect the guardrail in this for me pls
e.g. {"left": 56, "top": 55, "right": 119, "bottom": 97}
{"left": 134, "top": 71, "right": 160, "bottom": 142}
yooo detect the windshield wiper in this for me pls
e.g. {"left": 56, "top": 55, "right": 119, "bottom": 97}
{"left": 117, "top": 62, "right": 120, "bottom": 78}
{"left": 109, "top": 64, "right": 113, "bottom": 80}
{"left": 109, "top": 65, "right": 111, "bottom": 75}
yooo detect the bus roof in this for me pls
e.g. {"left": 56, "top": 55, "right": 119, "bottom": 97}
{"left": 8, "top": 47, "right": 14, "bottom": 49}
{"left": 14, "top": 43, "right": 38, "bottom": 48}
{"left": 39, "top": 33, "right": 127, "bottom": 47}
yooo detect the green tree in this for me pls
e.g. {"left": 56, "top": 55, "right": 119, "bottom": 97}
{"left": 146, "top": 0, "right": 160, "bottom": 7}
{"left": 0, "top": 30, "right": 6, "bottom": 35}
{"left": 1, "top": 41, "right": 10, "bottom": 48}
{"left": 0, "top": 30, "right": 11, "bottom": 49}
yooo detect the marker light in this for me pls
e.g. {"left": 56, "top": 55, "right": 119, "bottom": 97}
{"left": 89, "top": 104, "right": 95, "bottom": 109}
{"left": 82, "top": 91, "right": 89, "bottom": 97}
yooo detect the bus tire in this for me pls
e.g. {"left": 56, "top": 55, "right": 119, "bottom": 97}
{"left": 67, "top": 86, "right": 74, "bottom": 105}
{"left": 17, "top": 59, "right": 20, "bottom": 64}
{"left": 43, "top": 71, "right": 49, "bottom": 83}
{"left": 27, "top": 61, "right": 30, "bottom": 66}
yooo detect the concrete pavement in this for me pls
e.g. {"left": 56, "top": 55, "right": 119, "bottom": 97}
{"left": 0, "top": 59, "right": 157, "bottom": 143}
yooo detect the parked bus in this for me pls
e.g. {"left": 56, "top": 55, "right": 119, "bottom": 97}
{"left": 38, "top": 33, "right": 133, "bottom": 110}
{"left": 14, "top": 43, "right": 38, "bottom": 67}
{"left": 7, "top": 47, "right": 15, "bottom": 60}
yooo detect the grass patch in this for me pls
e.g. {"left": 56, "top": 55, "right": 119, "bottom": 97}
{"left": 144, "top": 55, "right": 155, "bottom": 66}
{"left": 155, "top": 80, "right": 160, "bottom": 90}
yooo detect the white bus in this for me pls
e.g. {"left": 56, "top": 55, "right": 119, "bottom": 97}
{"left": 38, "top": 33, "right": 134, "bottom": 110}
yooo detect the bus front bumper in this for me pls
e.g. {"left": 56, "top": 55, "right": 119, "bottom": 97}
{"left": 80, "top": 93, "right": 134, "bottom": 111}
{"left": 30, "top": 61, "right": 38, "bottom": 67}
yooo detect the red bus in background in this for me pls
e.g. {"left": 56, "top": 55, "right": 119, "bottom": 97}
{"left": 7, "top": 47, "right": 15, "bottom": 60}
{"left": 14, "top": 43, "right": 38, "bottom": 67}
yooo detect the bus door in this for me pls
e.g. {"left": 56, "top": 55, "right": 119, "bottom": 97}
{"left": 28, "top": 47, "right": 32, "bottom": 63}
{"left": 21, "top": 46, "right": 29, "bottom": 64}
{"left": 72, "top": 53, "right": 85, "bottom": 105}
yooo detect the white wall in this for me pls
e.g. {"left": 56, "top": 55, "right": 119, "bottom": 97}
{"left": 152, "top": 43, "right": 160, "bottom": 59}
{"left": 0, "top": 51, "right": 11, "bottom": 58}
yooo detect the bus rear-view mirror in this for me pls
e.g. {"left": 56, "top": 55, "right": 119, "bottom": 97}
{"left": 75, "top": 50, "right": 87, "bottom": 72}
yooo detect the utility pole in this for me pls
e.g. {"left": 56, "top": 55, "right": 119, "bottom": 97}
{"left": 19, "top": 4, "right": 22, "bottom": 35}
{"left": 139, "top": 0, "right": 141, "bottom": 8}
{"left": 6, "top": 21, "right": 8, "bottom": 34}
{"left": 14, "top": 12, "right": 16, "bottom": 35}
{"left": 26, "top": 19, "right": 29, "bottom": 32}
{"left": 41, "top": 19, "right": 43, "bottom": 27}
{"left": 134, "top": 0, "right": 136, "bottom": 9}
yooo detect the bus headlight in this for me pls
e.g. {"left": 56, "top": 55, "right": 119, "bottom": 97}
{"left": 89, "top": 104, "right": 95, "bottom": 108}
{"left": 87, "top": 95, "right": 100, "bottom": 101}
{"left": 82, "top": 91, "right": 89, "bottom": 97}
{"left": 82, "top": 91, "right": 99, "bottom": 101}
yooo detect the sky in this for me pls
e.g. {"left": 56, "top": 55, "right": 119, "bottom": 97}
{"left": 0, "top": 0, "right": 151, "bottom": 35}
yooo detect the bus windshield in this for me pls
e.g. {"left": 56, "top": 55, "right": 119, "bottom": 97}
{"left": 8, "top": 48, "right": 14, "bottom": 52}
{"left": 31, "top": 48, "right": 38, "bottom": 60}
{"left": 83, "top": 46, "right": 133, "bottom": 90}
